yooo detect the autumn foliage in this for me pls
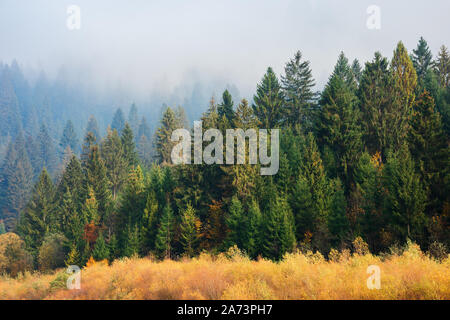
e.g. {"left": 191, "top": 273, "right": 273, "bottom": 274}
{"left": 0, "top": 242, "right": 449, "bottom": 300}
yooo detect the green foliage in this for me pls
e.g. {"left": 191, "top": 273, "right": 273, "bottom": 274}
{"left": 92, "top": 232, "right": 109, "bottom": 261}
{"left": 252, "top": 67, "right": 284, "bottom": 128}
{"left": 60, "top": 120, "right": 78, "bottom": 153}
{"left": 155, "top": 203, "right": 174, "bottom": 259}
{"left": 180, "top": 203, "right": 199, "bottom": 257}
{"left": 38, "top": 233, "right": 66, "bottom": 271}
{"left": 281, "top": 51, "right": 316, "bottom": 128}
{"left": 218, "top": 90, "right": 234, "bottom": 122}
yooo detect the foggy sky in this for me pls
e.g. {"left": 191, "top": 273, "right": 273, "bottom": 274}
{"left": 1, "top": 0, "right": 449, "bottom": 101}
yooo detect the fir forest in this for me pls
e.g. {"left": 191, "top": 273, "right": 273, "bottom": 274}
{"left": 0, "top": 2, "right": 449, "bottom": 302}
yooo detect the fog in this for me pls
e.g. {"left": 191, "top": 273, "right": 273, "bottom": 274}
{"left": 1, "top": 0, "right": 449, "bottom": 108}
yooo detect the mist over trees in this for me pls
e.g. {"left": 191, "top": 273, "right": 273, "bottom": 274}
{"left": 0, "top": 38, "right": 449, "bottom": 272}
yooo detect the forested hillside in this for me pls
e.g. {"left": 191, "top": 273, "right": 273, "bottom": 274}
{"left": 0, "top": 38, "right": 449, "bottom": 274}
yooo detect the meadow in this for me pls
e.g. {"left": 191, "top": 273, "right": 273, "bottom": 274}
{"left": 0, "top": 242, "right": 449, "bottom": 300}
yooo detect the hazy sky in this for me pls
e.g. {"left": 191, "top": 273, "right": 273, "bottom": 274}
{"left": 1, "top": 0, "right": 449, "bottom": 99}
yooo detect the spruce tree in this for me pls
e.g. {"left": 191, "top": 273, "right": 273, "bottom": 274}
{"left": 281, "top": 51, "right": 316, "bottom": 128}
{"left": 383, "top": 144, "right": 427, "bottom": 242}
{"left": 316, "top": 72, "right": 362, "bottom": 187}
{"left": 155, "top": 203, "right": 174, "bottom": 259}
{"left": 408, "top": 90, "right": 449, "bottom": 216}
{"left": 412, "top": 37, "right": 433, "bottom": 86}
{"left": 60, "top": 120, "right": 78, "bottom": 154}
{"left": 92, "top": 232, "right": 109, "bottom": 261}
{"left": 218, "top": 89, "right": 234, "bottom": 122}
{"left": 111, "top": 108, "right": 125, "bottom": 135}
{"left": 252, "top": 67, "right": 284, "bottom": 128}
{"left": 85, "top": 115, "right": 100, "bottom": 142}
{"left": 121, "top": 122, "right": 139, "bottom": 168}
{"left": 155, "top": 107, "right": 178, "bottom": 164}
{"left": 180, "top": 203, "right": 199, "bottom": 257}
{"left": 390, "top": 41, "right": 418, "bottom": 150}
{"left": 36, "top": 124, "right": 57, "bottom": 176}
{"left": 17, "top": 168, "right": 55, "bottom": 257}
{"left": 0, "top": 132, "right": 33, "bottom": 230}
{"left": 128, "top": 103, "right": 139, "bottom": 137}
{"left": 434, "top": 45, "right": 450, "bottom": 88}
{"left": 225, "top": 196, "right": 245, "bottom": 250}
{"left": 101, "top": 128, "right": 128, "bottom": 199}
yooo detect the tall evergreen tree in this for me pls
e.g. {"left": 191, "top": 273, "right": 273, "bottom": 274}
{"left": 281, "top": 51, "right": 316, "bottom": 128}
{"left": 412, "top": 37, "right": 433, "bottom": 86}
{"left": 121, "top": 122, "right": 139, "bottom": 168}
{"left": 390, "top": 41, "right": 418, "bottom": 150}
{"left": 358, "top": 52, "right": 393, "bottom": 156}
{"left": 36, "top": 124, "right": 57, "bottom": 176}
{"left": 111, "top": 108, "right": 125, "bottom": 135}
{"left": 434, "top": 45, "right": 450, "bottom": 88}
{"left": 218, "top": 90, "right": 234, "bottom": 122}
{"left": 316, "top": 65, "right": 362, "bottom": 187}
{"left": 138, "top": 116, "right": 151, "bottom": 139}
{"left": 155, "top": 203, "right": 174, "bottom": 259}
{"left": 60, "top": 120, "right": 78, "bottom": 154}
{"left": 155, "top": 107, "right": 178, "bottom": 164}
{"left": 383, "top": 144, "right": 427, "bottom": 242}
{"left": 252, "top": 67, "right": 284, "bottom": 128}
{"left": 101, "top": 128, "right": 128, "bottom": 199}
{"left": 128, "top": 103, "right": 139, "bottom": 137}
{"left": 180, "top": 203, "right": 199, "bottom": 257}
{"left": 85, "top": 115, "right": 100, "bottom": 142}
{"left": 408, "top": 90, "right": 449, "bottom": 216}
{"left": 0, "top": 132, "right": 33, "bottom": 230}
{"left": 17, "top": 168, "right": 55, "bottom": 257}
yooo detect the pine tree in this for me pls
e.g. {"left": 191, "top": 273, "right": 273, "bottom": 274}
{"left": 358, "top": 52, "right": 393, "bottom": 156}
{"left": 65, "top": 244, "right": 81, "bottom": 266}
{"left": 261, "top": 194, "right": 296, "bottom": 261}
{"left": 111, "top": 108, "right": 125, "bottom": 135}
{"left": 408, "top": 90, "right": 449, "bottom": 216}
{"left": 155, "top": 203, "right": 174, "bottom": 259}
{"left": 180, "top": 203, "right": 199, "bottom": 257}
{"left": 281, "top": 51, "right": 316, "bottom": 128}
{"left": 225, "top": 196, "right": 245, "bottom": 250}
{"left": 121, "top": 122, "right": 139, "bottom": 168}
{"left": 351, "top": 59, "right": 363, "bottom": 84}
{"left": 60, "top": 120, "right": 78, "bottom": 154}
{"left": 252, "top": 67, "right": 284, "bottom": 128}
{"left": 390, "top": 41, "right": 418, "bottom": 150}
{"left": 0, "top": 132, "right": 33, "bottom": 230}
{"left": 17, "top": 168, "right": 55, "bottom": 257}
{"left": 412, "top": 37, "right": 433, "bottom": 86}
{"left": 138, "top": 116, "right": 151, "bottom": 139}
{"left": 81, "top": 131, "right": 97, "bottom": 169}
{"left": 155, "top": 107, "right": 178, "bottom": 164}
{"left": 141, "top": 190, "right": 159, "bottom": 254}
{"left": 245, "top": 199, "right": 262, "bottom": 258}
{"left": 101, "top": 128, "right": 128, "bottom": 199}
{"left": 0, "top": 66, "right": 22, "bottom": 139}
{"left": 36, "top": 124, "right": 57, "bottom": 176}
{"left": 383, "top": 144, "right": 427, "bottom": 242}
{"left": 128, "top": 103, "right": 139, "bottom": 137}
{"left": 218, "top": 90, "right": 234, "bottom": 122}
{"left": 327, "top": 179, "right": 349, "bottom": 246}
{"left": 85, "top": 145, "right": 111, "bottom": 220}
{"left": 85, "top": 115, "right": 100, "bottom": 142}
{"left": 316, "top": 70, "right": 362, "bottom": 187}
{"left": 331, "top": 52, "right": 357, "bottom": 91}
{"left": 434, "top": 45, "right": 450, "bottom": 88}
{"left": 92, "top": 232, "right": 109, "bottom": 261}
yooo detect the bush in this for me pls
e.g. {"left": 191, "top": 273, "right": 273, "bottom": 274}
{"left": 428, "top": 241, "right": 448, "bottom": 262}
{"left": 352, "top": 236, "right": 369, "bottom": 255}
{"left": 38, "top": 233, "right": 67, "bottom": 271}
{"left": 0, "top": 233, "right": 33, "bottom": 277}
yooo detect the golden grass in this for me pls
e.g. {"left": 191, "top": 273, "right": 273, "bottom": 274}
{"left": 1, "top": 244, "right": 449, "bottom": 300}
